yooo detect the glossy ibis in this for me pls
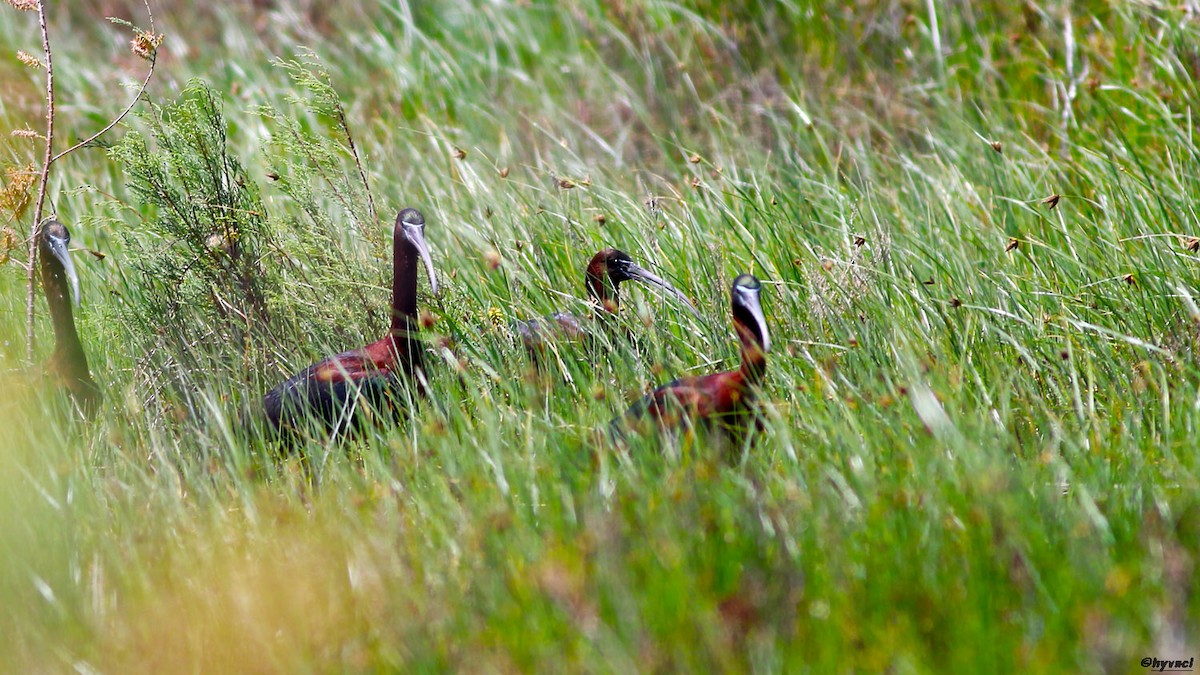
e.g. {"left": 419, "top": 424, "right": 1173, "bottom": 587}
{"left": 38, "top": 219, "right": 101, "bottom": 415}
{"left": 514, "top": 247, "right": 697, "bottom": 353}
{"left": 609, "top": 273, "right": 770, "bottom": 451}
{"left": 261, "top": 208, "right": 438, "bottom": 439}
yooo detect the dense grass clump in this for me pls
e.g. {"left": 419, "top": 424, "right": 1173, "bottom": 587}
{"left": 1, "top": 0, "right": 1198, "bottom": 671}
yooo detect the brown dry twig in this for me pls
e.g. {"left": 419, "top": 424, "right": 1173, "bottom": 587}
{"left": 23, "top": 0, "right": 55, "bottom": 363}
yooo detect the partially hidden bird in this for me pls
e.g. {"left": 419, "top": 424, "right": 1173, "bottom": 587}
{"left": 38, "top": 219, "right": 101, "bottom": 416}
{"left": 609, "top": 273, "right": 770, "bottom": 452}
{"left": 261, "top": 208, "right": 438, "bottom": 439}
{"left": 514, "top": 247, "right": 698, "bottom": 353}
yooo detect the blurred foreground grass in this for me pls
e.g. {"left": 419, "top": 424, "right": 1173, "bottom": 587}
{"left": 1, "top": 0, "right": 1199, "bottom": 671}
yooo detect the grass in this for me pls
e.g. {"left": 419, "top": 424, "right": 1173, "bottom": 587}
{"left": 1, "top": 0, "right": 1198, "bottom": 671}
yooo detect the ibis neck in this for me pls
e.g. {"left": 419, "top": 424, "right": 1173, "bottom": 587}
{"left": 388, "top": 239, "right": 425, "bottom": 380}
{"left": 735, "top": 323, "right": 768, "bottom": 385}
{"left": 39, "top": 254, "right": 96, "bottom": 398}
{"left": 588, "top": 276, "right": 620, "bottom": 316}
{"left": 740, "top": 347, "right": 767, "bottom": 385}
{"left": 391, "top": 241, "right": 419, "bottom": 333}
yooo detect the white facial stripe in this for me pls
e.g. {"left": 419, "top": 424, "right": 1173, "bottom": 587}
{"left": 735, "top": 286, "right": 769, "bottom": 352}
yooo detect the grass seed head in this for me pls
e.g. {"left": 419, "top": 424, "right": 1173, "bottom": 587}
{"left": 10, "top": 129, "right": 44, "bottom": 140}
{"left": 16, "top": 50, "right": 41, "bottom": 68}
{"left": 0, "top": 226, "right": 17, "bottom": 265}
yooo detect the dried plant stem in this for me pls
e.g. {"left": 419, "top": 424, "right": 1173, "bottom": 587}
{"left": 336, "top": 102, "right": 376, "bottom": 226}
{"left": 25, "top": 0, "right": 55, "bottom": 364}
{"left": 51, "top": 55, "right": 155, "bottom": 164}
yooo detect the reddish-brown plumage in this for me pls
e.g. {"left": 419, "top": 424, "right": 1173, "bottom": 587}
{"left": 309, "top": 337, "right": 401, "bottom": 385}
{"left": 611, "top": 274, "right": 770, "bottom": 451}
{"left": 261, "top": 208, "right": 438, "bottom": 439}
{"left": 583, "top": 250, "right": 619, "bottom": 312}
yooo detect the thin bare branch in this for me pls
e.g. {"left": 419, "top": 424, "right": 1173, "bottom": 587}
{"left": 51, "top": 53, "right": 156, "bottom": 164}
{"left": 25, "top": 0, "right": 55, "bottom": 363}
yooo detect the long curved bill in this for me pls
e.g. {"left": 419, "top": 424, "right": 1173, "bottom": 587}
{"left": 743, "top": 291, "right": 770, "bottom": 353}
{"left": 48, "top": 235, "right": 80, "bottom": 306}
{"left": 626, "top": 263, "right": 701, "bottom": 318}
{"left": 408, "top": 227, "right": 439, "bottom": 296}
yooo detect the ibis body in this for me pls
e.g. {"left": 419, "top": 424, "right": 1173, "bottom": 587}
{"left": 261, "top": 208, "right": 438, "bottom": 438}
{"left": 610, "top": 274, "right": 770, "bottom": 451}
